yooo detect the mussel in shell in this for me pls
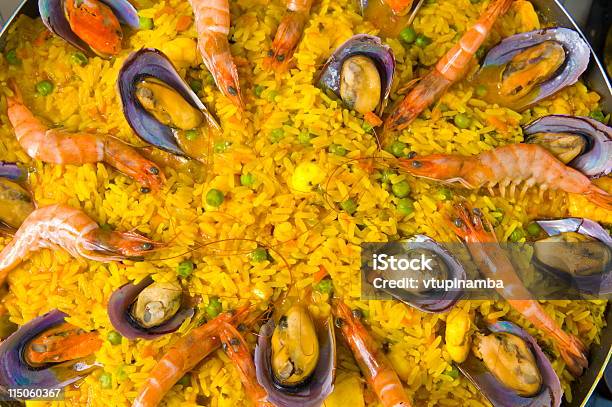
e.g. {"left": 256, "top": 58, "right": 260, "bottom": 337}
{"left": 0, "top": 310, "right": 101, "bottom": 397}
{"left": 0, "top": 162, "right": 27, "bottom": 181}
{"left": 118, "top": 48, "right": 220, "bottom": 157}
{"left": 457, "top": 321, "right": 562, "bottom": 407}
{"left": 524, "top": 115, "right": 611, "bottom": 178}
{"left": 0, "top": 178, "right": 34, "bottom": 230}
{"left": 317, "top": 35, "right": 395, "bottom": 116}
{"left": 254, "top": 305, "right": 336, "bottom": 407}
{"left": 107, "top": 276, "right": 194, "bottom": 340}
{"left": 473, "top": 27, "right": 589, "bottom": 111}
{"left": 533, "top": 218, "right": 611, "bottom": 295}
{"left": 39, "top": 0, "right": 139, "bottom": 58}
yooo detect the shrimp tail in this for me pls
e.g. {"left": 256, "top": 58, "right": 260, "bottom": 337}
{"left": 267, "top": 10, "right": 309, "bottom": 71}
{"left": 558, "top": 334, "right": 588, "bottom": 377}
{"left": 584, "top": 187, "right": 612, "bottom": 211}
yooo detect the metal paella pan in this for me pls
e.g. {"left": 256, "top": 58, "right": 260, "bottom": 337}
{"left": 0, "top": 0, "right": 610, "bottom": 406}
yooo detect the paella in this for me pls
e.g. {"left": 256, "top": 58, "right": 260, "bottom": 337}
{"left": 0, "top": 0, "right": 610, "bottom": 405}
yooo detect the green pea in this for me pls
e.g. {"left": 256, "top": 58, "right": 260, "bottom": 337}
{"left": 509, "top": 228, "right": 525, "bottom": 242}
{"left": 139, "top": 16, "right": 154, "bottom": 30}
{"left": 438, "top": 187, "right": 452, "bottom": 200}
{"left": 214, "top": 140, "right": 230, "bottom": 153}
{"left": 589, "top": 110, "right": 606, "bottom": 123}
{"left": 206, "top": 188, "right": 225, "bottom": 207}
{"left": 206, "top": 297, "right": 222, "bottom": 318}
{"left": 396, "top": 198, "right": 415, "bottom": 215}
{"left": 240, "top": 172, "right": 255, "bottom": 186}
{"left": 177, "top": 374, "right": 191, "bottom": 386}
{"left": 392, "top": 180, "right": 410, "bottom": 198}
{"left": 362, "top": 121, "right": 373, "bottom": 133}
{"left": 298, "top": 131, "right": 313, "bottom": 145}
{"left": 415, "top": 34, "right": 431, "bottom": 48}
{"left": 5, "top": 49, "right": 20, "bottom": 66}
{"left": 116, "top": 366, "right": 128, "bottom": 381}
{"left": 389, "top": 141, "right": 407, "bottom": 157}
{"left": 340, "top": 198, "right": 357, "bottom": 215}
{"left": 251, "top": 247, "right": 268, "bottom": 262}
{"left": 254, "top": 84, "right": 265, "bottom": 97}
{"left": 185, "top": 129, "right": 199, "bottom": 141}
{"left": 100, "top": 373, "right": 112, "bottom": 389}
{"left": 454, "top": 113, "right": 471, "bottom": 129}
{"left": 314, "top": 278, "right": 333, "bottom": 294}
{"left": 70, "top": 51, "right": 88, "bottom": 66}
{"left": 189, "top": 79, "right": 203, "bottom": 93}
{"left": 329, "top": 144, "right": 347, "bottom": 156}
{"left": 267, "top": 90, "right": 278, "bottom": 101}
{"left": 446, "top": 366, "right": 460, "bottom": 379}
{"left": 177, "top": 260, "right": 194, "bottom": 278}
{"left": 107, "top": 331, "right": 122, "bottom": 346}
{"left": 270, "top": 128, "right": 285, "bottom": 143}
{"left": 399, "top": 27, "right": 417, "bottom": 44}
{"left": 526, "top": 222, "right": 541, "bottom": 237}
{"left": 35, "top": 80, "right": 54, "bottom": 96}
{"left": 475, "top": 85, "right": 487, "bottom": 97}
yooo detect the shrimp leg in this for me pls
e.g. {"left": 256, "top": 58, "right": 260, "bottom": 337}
{"left": 449, "top": 203, "right": 588, "bottom": 376}
{"left": 384, "top": 0, "right": 513, "bottom": 133}
{"left": 266, "top": 0, "right": 313, "bottom": 71}
{"left": 334, "top": 300, "right": 412, "bottom": 407}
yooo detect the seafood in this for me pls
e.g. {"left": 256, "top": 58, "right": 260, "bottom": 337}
{"left": 0, "top": 161, "right": 27, "bottom": 181}
{"left": 456, "top": 320, "right": 563, "bottom": 407}
{"left": 334, "top": 300, "right": 412, "bottom": 407}
{"left": 188, "top": 0, "right": 244, "bottom": 108}
{"left": 396, "top": 144, "right": 612, "bottom": 211}
{"left": 449, "top": 203, "right": 588, "bottom": 376}
{"left": 0, "top": 178, "right": 34, "bottom": 230}
{"left": 118, "top": 48, "right": 220, "bottom": 158}
{"left": 0, "top": 310, "right": 100, "bottom": 395}
{"left": 7, "top": 84, "right": 163, "bottom": 192}
{"left": 132, "top": 306, "right": 256, "bottom": 407}
{"left": 533, "top": 218, "right": 612, "bottom": 295}
{"left": 384, "top": 0, "right": 514, "bottom": 133}
{"left": 39, "top": 0, "right": 139, "bottom": 57}
{"left": 317, "top": 35, "right": 395, "bottom": 122}
{"left": 267, "top": 0, "right": 314, "bottom": 71}
{"left": 444, "top": 306, "right": 473, "bottom": 364}
{"left": 0, "top": 204, "right": 160, "bottom": 285}
{"left": 472, "top": 27, "right": 590, "bottom": 111}
{"left": 108, "top": 276, "right": 195, "bottom": 340}
{"left": 524, "top": 115, "right": 611, "bottom": 178}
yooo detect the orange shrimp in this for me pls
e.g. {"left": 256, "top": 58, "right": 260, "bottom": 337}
{"left": 24, "top": 322, "right": 102, "bottom": 365}
{"left": 449, "top": 203, "right": 588, "bottom": 376}
{"left": 132, "top": 306, "right": 257, "bottom": 407}
{"left": 188, "top": 0, "right": 244, "bottom": 108}
{"left": 384, "top": 0, "right": 513, "bottom": 133}
{"left": 64, "top": 0, "right": 123, "bottom": 57}
{"left": 396, "top": 144, "right": 612, "bottom": 211}
{"left": 266, "top": 0, "right": 313, "bottom": 71}
{"left": 6, "top": 85, "right": 164, "bottom": 193}
{"left": 334, "top": 300, "right": 412, "bottom": 407}
{"left": 383, "top": 0, "right": 413, "bottom": 16}
{"left": 219, "top": 322, "right": 274, "bottom": 407}
{"left": 0, "top": 204, "right": 161, "bottom": 285}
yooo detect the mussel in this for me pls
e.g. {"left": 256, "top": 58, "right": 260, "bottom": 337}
{"left": 254, "top": 304, "right": 336, "bottom": 407}
{"left": 107, "top": 276, "right": 194, "bottom": 340}
{"left": 39, "top": 0, "right": 139, "bottom": 58}
{"left": 0, "top": 310, "right": 101, "bottom": 397}
{"left": 0, "top": 162, "right": 27, "bottom": 181}
{"left": 365, "top": 235, "right": 465, "bottom": 313}
{"left": 472, "top": 27, "right": 589, "bottom": 111}
{"left": 0, "top": 162, "right": 34, "bottom": 230}
{"left": 524, "top": 115, "right": 611, "bottom": 178}
{"left": 533, "top": 218, "right": 611, "bottom": 295}
{"left": 317, "top": 35, "right": 395, "bottom": 117}
{"left": 118, "top": 48, "right": 220, "bottom": 157}
{"left": 457, "top": 321, "right": 562, "bottom": 407}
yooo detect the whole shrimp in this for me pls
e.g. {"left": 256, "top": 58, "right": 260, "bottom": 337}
{"left": 334, "top": 300, "right": 412, "bottom": 407}
{"left": 132, "top": 306, "right": 258, "bottom": 407}
{"left": 219, "top": 322, "right": 274, "bottom": 407}
{"left": 6, "top": 84, "right": 164, "bottom": 193}
{"left": 449, "top": 203, "right": 588, "bottom": 376}
{"left": 0, "top": 204, "right": 161, "bottom": 285}
{"left": 396, "top": 144, "right": 612, "bottom": 211}
{"left": 384, "top": 0, "right": 513, "bottom": 133}
{"left": 188, "top": 0, "right": 244, "bottom": 108}
{"left": 266, "top": 0, "right": 313, "bottom": 71}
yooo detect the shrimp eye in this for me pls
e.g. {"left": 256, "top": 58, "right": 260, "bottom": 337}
{"left": 141, "top": 242, "right": 153, "bottom": 251}
{"left": 411, "top": 160, "right": 422, "bottom": 168}
{"left": 276, "top": 54, "right": 285, "bottom": 62}
{"left": 149, "top": 167, "right": 160, "bottom": 175}
{"left": 140, "top": 187, "right": 151, "bottom": 193}
{"left": 228, "top": 86, "right": 237, "bottom": 96}
{"left": 407, "top": 151, "right": 417, "bottom": 159}
{"left": 352, "top": 309, "right": 364, "bottom": 320}
{"left": 334, "top": 317, "right": 344, "bottom": 328}
{"left": 453, "top": 218, "right": 463, "bottom": 228}
{"left": 472, "top": 207, "right": 483, "bottom": 217}
{"left": 237, "top": 323, "right": 246, "bottom": 332}
{"left": 230, "top": 337, "right": 240, "bottom": 346}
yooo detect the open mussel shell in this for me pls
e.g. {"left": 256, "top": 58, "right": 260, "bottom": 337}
{"left": 0, "top": 310, "right": 98, "bottom": 395}
{"left": 254, "top": 315, "right": 336, "bottom": 407}
{"left": 0, "top": 162, "right": 27, "bottom": 182}
{"left": 476, "top": 27, "right": 589, "bottom": 111}
{"left": 107, "top": 276, "right": 194, "bottom": 340}
{"left": 38, "top": 0, "right": 139, "bottom": 56}
{"left": 534, "top": 218, "right": 611, "bottom": 295}
{"left": 458, "top": 321, "right": 562, "bottom": 407}
{"left": 524, "top": 115, "right": 611, "bottom": 178}
{"left": 118, "top": 48, "right": 220, "bottom": 157}
{"left": 371, "top": 235, "right": 465, "bottom": 313}
{"left": 316, "top": 34, "right": 395, "bottom": 116}
{"left": 0, "top": 163, "right": 34, "bottom": 229}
